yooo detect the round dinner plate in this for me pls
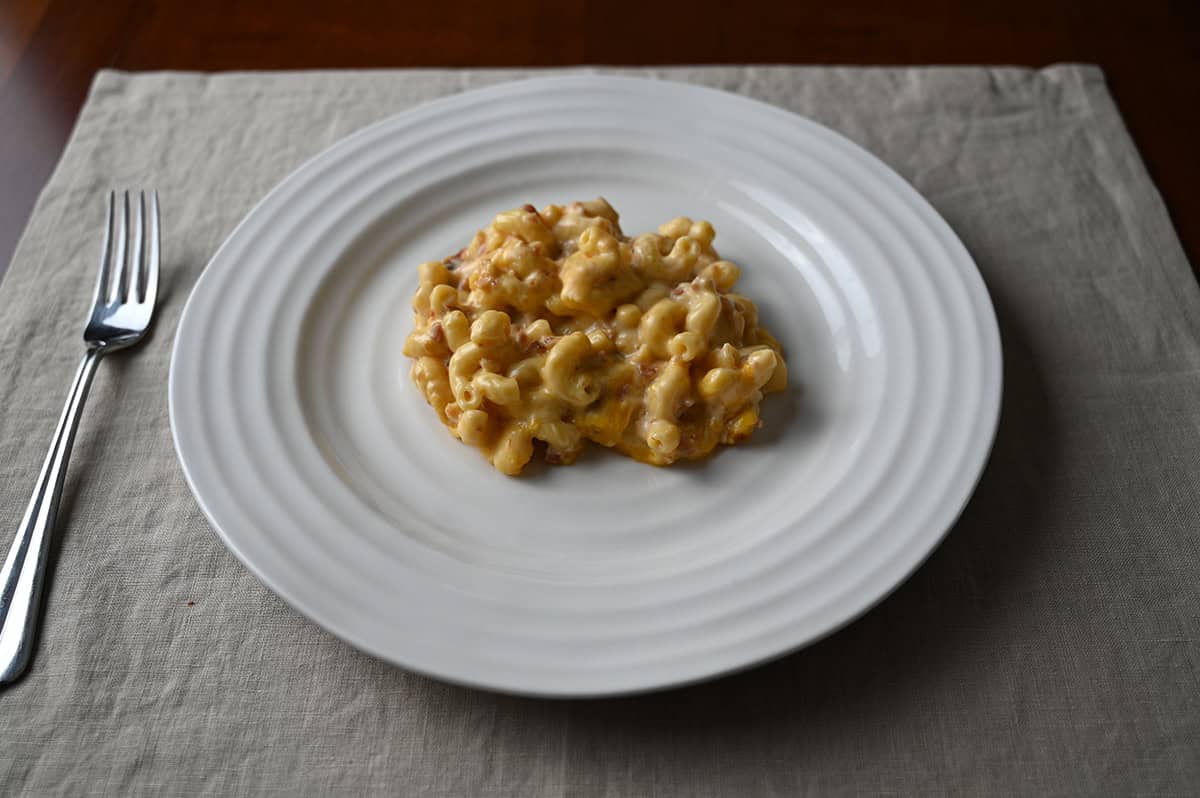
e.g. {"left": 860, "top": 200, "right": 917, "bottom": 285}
{"left": 169, "top": 75, "right": 1002, "bottom": 696}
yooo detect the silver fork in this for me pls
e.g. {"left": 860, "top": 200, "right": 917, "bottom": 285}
{"left": 0, "top": 191, "right": 160, "bottom": 685}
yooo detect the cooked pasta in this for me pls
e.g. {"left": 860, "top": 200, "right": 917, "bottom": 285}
{"left": 402, "top": 199, "right": 787, "bottom": 475}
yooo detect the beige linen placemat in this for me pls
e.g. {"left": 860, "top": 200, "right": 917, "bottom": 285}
{"left": 0, "top": 65, "right": 1197, "bottom": 795}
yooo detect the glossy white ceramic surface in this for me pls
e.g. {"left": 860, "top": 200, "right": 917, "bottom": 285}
{"left": 169, "top": 75, "right": 1002, "bottom": 696}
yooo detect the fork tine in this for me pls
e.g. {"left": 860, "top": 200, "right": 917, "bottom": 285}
{"left": 143, "top": 192, "right": 160, "bottom": 308}
{"left": 110, "top": 191, "right": 130, "bottom": 303}
{"left": 129, "top": 192, "right": 145, "bottom": 302}
{"left": 91, "top": 191, "right": 116, "bottom": 308}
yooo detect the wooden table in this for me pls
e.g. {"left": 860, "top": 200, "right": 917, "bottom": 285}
{"left": 1, "top": 0, "right": 1197, "bottom": 275}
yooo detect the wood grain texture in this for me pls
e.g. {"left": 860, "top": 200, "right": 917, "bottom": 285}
{"left": 0, "top": 0, "right": 49, "bottom": 80}
{"left": 0, "top": 0, "right": 1196, "bottom": 275}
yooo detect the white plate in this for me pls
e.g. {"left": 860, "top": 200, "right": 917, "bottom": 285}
{"left": 169, "top": 75, "right": 1001, "bottom": 696}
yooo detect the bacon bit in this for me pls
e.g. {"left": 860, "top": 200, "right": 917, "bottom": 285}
{"left": 546, "top": 449, "right": 565, "bottom": 465}
{"left": 428, "top": 321, "right": 445, "bottom": 342}
{"left": 522, "top": 203, "right": 537, "bottom": 213}
{"left": 639, "top": 363, "right": 658, "bottom": 380}
{"left": 671, "top": 285, "right": 686, "bottom": 297}
{"left": 531, "top": 338, "right": 553, "bottom": 354}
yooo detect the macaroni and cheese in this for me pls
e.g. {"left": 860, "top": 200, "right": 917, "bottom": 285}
{"left": 402, "top": 199, "right": 788, "bottom": 475}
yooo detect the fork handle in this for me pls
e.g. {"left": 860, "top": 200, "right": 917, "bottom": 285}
{"left": 0, "top": 349, "right": 103, "bottom": 685}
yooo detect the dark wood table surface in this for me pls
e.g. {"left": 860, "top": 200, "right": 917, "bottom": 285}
{"left": 1, "top": 0, "right": 1196, "bottom": 277}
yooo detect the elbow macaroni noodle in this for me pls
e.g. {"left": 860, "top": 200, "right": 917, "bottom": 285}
{"left": 403, "top": 199, "right": 788, "bottom": 475}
